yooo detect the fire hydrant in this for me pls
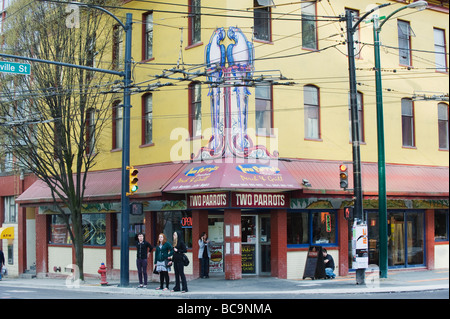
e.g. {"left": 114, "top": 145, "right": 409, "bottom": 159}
{"left": 98, "top": 263, "right": 108, "bottom": 286}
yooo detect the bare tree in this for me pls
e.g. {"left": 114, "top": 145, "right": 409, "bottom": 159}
{"left": 0, "top": 0, "right": 121, "bottom": 279}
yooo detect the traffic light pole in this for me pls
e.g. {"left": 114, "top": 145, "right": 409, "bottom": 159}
{"left": 345, "top": 10, "right": 365, "bottom": 285}
{"left": 119, "top": 13, "right": 133, "bottom": 287}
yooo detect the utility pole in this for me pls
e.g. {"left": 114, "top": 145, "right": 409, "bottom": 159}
{"left": 345, "top": 10, "right": 366, "bottom": 285}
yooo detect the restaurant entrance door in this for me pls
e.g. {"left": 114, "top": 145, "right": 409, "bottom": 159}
{"left": 241, "top": 215, "right": 271, "bottom": 275}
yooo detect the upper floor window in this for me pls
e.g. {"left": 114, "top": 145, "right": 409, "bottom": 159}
{"left": 85, "top": 108, "right": 96, "bottom": 155}
{"left": 304, "top": 85, "right": 320, "bottom": 140}
{"left": 188, "top": 0, "right": 201, "bottom": 45}
{"left": 142, "top": 93, "right": 153, "bottom": 145}
{"left": 301, "top": 0, "right": 317, "bottom": 50}
{"left": 434, "top": 28, "right": 448, "bottom": 73}
{"left": 348, "top": 91, "right": 364, "bottom": 143}
{"left": 189, "top": 82, "right": 202, "bottom": 138}
{"left": 112, "top": 24, "right": 124, "bottom": 70}
{"left": 398, "top": 20, "right": 412, "bottom": 66}
{"left": 401, "top": 98, "right": 415, "bottom": 147}
{"left": 254, "top": 0, "right": 271, "bottom": 42}
{"left": 4, "top": 196, "right": 17, "bottom": 224}
{"left": 255, "top": 84, "right": 273, "bottom": 136}
{"left": 143, "top": 12, "right": 153, "bottom": 61}
{"left": 438, "top": 102, "right": 449, "bottom": 150}
{"left": 112, "top": 100, "right": 123, "bottom": 149}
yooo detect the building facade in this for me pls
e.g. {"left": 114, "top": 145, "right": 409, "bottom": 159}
{"left": 2, "top": 0, "right": 449, "bottom": 281}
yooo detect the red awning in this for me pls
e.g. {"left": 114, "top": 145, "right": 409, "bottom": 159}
{"left": 164, "top": 159, "right": 302, "bottom": 193}
{"left": 16, "top": 162, "right": 186, "bottom": 205}
{"left": 283, "top": 159, "right": 449, "bottom": 196}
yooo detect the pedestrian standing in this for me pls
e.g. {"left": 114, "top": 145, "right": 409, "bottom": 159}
{"left": 198, "top": 232, "right": 211, "bottom": 278}
{"left": 154, "top": 233, "right": 173, "bottom": 291}
{"left": 136, "top": 232, "right": 153, "bottom": 288}
{"left": 0, "top": 249, "right": 5, "bottom": 281}
{"left": 170, "top": 230, "right": 188, "bottom": 293}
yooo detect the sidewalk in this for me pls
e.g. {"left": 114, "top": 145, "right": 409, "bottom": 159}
{"left": 1, "top": 268, "right": 448, "bottom": 297}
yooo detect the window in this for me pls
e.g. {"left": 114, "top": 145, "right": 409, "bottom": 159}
{"left": 348, "top": 91, "right": 364, "bottom": 142}
{"left": 253, "top": 0, "right": 271, "bottom": 42}
{"left": 301, "top": 0, "right": 317, "bottom": 50}
{"left": 398, "top": 20, "right": 412, "bottom": 66}
{"left": 142, "top": 93, "right": 153, "bottom": 145}
{"left": 438, "top": 103, "right": 449, "bottom": 150}
{"left": 287, "top": 211, "right": 337, "bottom": 246}
{"left": 434, "top": 28, "right": 447, "bottom": 73}
{"left": 345, "top": 8, "right": 360, "bottom": 58}
{"left": 304, "top": 85, "right": 320, "bottom": 139}
{"left": 4, "top": 196, "right": 17, "bottom": 224}
{"left": 112, "top": 24, "right": 124, "bottom": 70}
{"left": 435, "top": 210, "right": 449, "bottom": 241}
{"left": 156, "top": 211, "right": 192, "bottom": 248}
{"left": 189, "top": 82, "right": 202, "bottom": 138}
{"left": 255, "top": 84, "right": 273, "bottom": 135}
{"left": 112, "top": 100, "right": 123, "bottom": 149}
{"left": 142, "top": 12, "right": 153, "bottom": 61}
{"left": 50, "top": 214, "right": 107, "bottom": 246}
{"left": 401, "top": 98, "right": 415, "bottom": 147}
{"left": 86, "top": 108, "right": 96, "bottom": 155}
{"left": 188, "top": 0, "right": 201, "bottom": 45}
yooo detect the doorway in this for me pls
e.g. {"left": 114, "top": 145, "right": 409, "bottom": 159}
{"left": 241, "top": 215, "right": 271, "bottom": 275}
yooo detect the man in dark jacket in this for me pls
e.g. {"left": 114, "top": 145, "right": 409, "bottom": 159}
{"left": 0, "top": 249, "right": 5, "bottom": 280}
{"left": 323, "top": 248, "right": 336, "bottom": 279}
{"left": 136, "top": 233, "right": 153, "bottom": 288}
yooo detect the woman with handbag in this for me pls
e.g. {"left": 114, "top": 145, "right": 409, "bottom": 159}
{"left": 154, "top": 233, "right": 173, "bottom": 291}
{"left": 170, "top": 230, "right": 188, "bottom": 293}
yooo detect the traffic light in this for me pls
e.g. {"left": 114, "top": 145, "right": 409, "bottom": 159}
{"left": 339, "top": 164, "right": 348, "bottom": 189}
{"left": 127, "top": 166, "right": 139, "bottom": 195}
{"left": 344, "top": 206, "right": 354, "bottom": 220}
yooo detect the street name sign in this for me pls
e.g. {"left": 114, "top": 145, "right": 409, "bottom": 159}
{"left": 0, "top": 61, "right": 31, "bottom": 75}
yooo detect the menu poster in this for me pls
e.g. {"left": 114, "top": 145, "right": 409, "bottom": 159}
{"left": 241, "top": 244, "right": 256, "bottom": 274}
{"left": 209, "top": 243, "right": 224, "bottom": 272}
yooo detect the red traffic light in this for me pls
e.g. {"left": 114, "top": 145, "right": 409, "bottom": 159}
{"left": 339, "top": 164, "right": 347, "bottom": 172}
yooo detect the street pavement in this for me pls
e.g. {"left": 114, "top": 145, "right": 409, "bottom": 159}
{"left": 0, "top": 268, "right": 448, "bottom": 298}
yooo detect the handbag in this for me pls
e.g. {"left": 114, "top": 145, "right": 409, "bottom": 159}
{"left": 153, "top": 265, "right": 159, "bottom": 274}
{"left": 182, "top": 253, "right": 190, "bottom": 267}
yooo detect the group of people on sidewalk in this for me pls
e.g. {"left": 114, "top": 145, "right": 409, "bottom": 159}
{"left": 135, "top": 231, "right": 212, "bottom": 293}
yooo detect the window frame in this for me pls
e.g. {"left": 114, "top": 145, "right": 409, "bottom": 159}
{"left": 141, "top": 93, "right": 154, "bottom": 146}
{"left": 438, "top": 102, "right": 449, "bottom": 150}
{"left": 112, "top": 100, "right": 123, "bottom": 150}
{"left": 434, "top": 28, "right": 448, "bottom": 73}
{"left": 304, "top": 84, "right": 321, "bottom": 140}
{"left": 397, "top": 20, "right": 412, "bottom": 67}
{"left": 401, "top": 98, "right": 415, "bottom": 148}
{"left": 301, "top": 0, "right": 318, "bottom": 50}
{"left": 255, "top": 83, "right": 274, "bottom": 136}
{"left": 189, "top": 82, "right": 202, "bottom": 138}
{"left": 188, "top": 0, "right": 201, "bottom": 46}
{"left": 253, "top": 0, "right": 272, "bottom": 42}
{"left": 142, "top": 11, "right": 154, "bottom": 62}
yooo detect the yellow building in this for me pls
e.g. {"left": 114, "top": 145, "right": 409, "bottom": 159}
{"left": 9, "top": 0, "right": 450, "bottom": 281}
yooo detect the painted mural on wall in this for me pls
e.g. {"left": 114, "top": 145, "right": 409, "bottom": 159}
{"left": 193, "top": 27, "right": 277, "bottom": 160}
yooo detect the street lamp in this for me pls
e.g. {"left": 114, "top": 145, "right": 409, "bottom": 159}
{"left": 372, "top": 0, "right": 428, "bottom": 279}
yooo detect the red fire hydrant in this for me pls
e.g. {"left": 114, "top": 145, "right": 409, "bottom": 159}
{"left": 98, "top": 263, "right": 108, "bottom": 286}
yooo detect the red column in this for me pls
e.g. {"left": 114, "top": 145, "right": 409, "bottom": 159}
{"left": 192, "top": 209, "right": 208, "bottom": 278}
{"left": 338, "top": 208, "right": 349, "bottom": 276}
{"left": 425, "top": 209, "right": 435, "bottom": 270}
{"left": 35, "top": 209, "right": 49, "bottom": 276}
{"left": 224, "top": 208, "right": 241, "bottom": 280}
{"left": 271, "top": 209, "right": 287, "bottom": 278}
{"left": 18, "top": 206, "right": 27, "bottom": 274}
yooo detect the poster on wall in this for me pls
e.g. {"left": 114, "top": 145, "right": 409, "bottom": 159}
{"left": 241, "top": 244, "right": 256, "bottom": 274}
{"left": 209, "top": 243, "right": 224, "bottom": 272}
